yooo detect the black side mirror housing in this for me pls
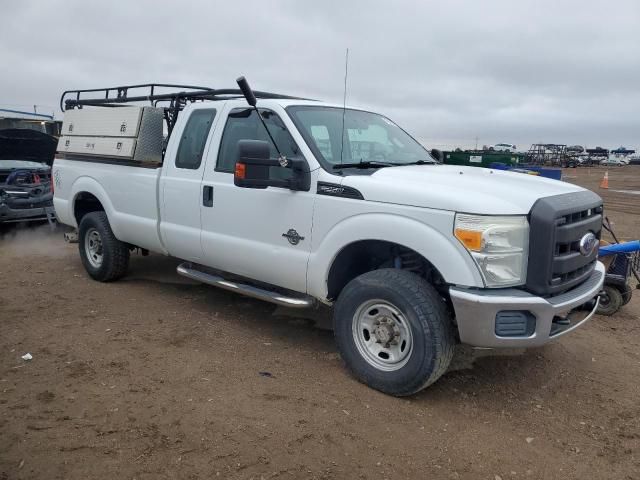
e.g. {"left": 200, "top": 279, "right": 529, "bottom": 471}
{"left": 234, "top": 140, "right": 310, "bottom": 191}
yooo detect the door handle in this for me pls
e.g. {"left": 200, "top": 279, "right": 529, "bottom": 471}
{"left": 203, "top": 185, "right": 213, "bottom": 207}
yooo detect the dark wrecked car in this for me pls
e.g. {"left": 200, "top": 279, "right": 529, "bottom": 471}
{"left": 0, "top": 129, "right": 56, "bottom": 224}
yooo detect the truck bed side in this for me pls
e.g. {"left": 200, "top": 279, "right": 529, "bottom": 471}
{"left": 53, "top": 158, "right": 166, "bottom": 253}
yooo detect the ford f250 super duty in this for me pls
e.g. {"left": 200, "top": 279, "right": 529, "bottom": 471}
{"left": 52, "top": 78, "right": 604, "bottom": 396}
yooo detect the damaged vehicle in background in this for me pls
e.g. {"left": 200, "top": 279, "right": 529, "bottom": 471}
{"left": 0, "top": 160, "right": 55, "bottom": 224}
{"left": 0, "top": 108, "right": 58, "bottom": 225}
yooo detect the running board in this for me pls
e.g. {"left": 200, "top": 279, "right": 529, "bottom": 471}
{"left": 176, "top": 263, "right": 315, "bottom": 309}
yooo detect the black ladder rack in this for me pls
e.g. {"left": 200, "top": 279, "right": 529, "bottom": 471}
{"left": 60, "top": 83, "right": 311, "bottom": 136}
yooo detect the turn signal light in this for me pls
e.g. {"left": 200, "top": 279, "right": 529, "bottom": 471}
{"left": 235, "top": 162, "right": 246, "bottom": 179}
{"left": 454, "top": 228, "right": 482, "bottom": 251}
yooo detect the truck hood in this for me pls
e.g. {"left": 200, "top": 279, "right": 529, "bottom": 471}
{"left": 0, "top": 129, "right": 57, "bottom": 166}
{"left": 341, "top": 164, "right": 583, "bottom": 215}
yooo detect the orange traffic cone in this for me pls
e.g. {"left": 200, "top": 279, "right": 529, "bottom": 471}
{"left": 600, "top": 171, "right": 609, "bottom": 189}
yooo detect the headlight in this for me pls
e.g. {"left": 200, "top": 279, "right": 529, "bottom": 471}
{"left": 454, "top": 214, "right": 529, "bottom": 287}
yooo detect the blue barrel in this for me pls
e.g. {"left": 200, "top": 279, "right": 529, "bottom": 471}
{"left": 519, "top": 166, "right": 563, "bottom": 180}
{"left": 599, "top": 240, "right": 640, "bottom": 256}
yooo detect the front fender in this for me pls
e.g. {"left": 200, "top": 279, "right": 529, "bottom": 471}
{"left": 307, "top": 212, "right": 484, "bottom": 301}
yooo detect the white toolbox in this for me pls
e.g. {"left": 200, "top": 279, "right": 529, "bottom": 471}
{"left": 57, "top": 106, "right": 164, "bottom": 163}
{"left": 62, "top": 107, "right": 145, "bottom": 137}
{"left": 58, "top": 136, "right": 137, "bottom": 158}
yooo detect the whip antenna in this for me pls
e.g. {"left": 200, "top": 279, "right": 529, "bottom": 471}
{"left": 339, "top": 48, "right": 349, "bottom": 167}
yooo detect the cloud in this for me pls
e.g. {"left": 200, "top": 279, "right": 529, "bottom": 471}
{"left": 1, "top": 0, "right": 638, "bottom": 149}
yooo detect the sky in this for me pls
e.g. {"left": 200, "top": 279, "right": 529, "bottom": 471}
{"left": 1, "top": 0, "right": 639, "bottom": 151}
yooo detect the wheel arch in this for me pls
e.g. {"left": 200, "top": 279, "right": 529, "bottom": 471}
{"left": 326, "top": 240, "right": 447, "bottom": 301}
{"left": 74, "top": 192, "right": 104, "bottom": 224}
{"left": 307, "top": 213, "right": 483, "bottom": 302}
{"left": 70, "top": 177, "right": 120, "bottom": 236}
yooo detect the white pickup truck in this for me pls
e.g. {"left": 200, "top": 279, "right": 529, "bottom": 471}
{"left": 53, "top": 79, "right": 604, "bottom": 396}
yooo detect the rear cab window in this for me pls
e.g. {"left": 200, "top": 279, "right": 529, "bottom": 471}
{"left": 175, "top": 109, "right": 216, "bottom": 169}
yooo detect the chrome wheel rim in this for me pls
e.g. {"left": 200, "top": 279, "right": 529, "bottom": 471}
{"left": 352, "top": 299, "right": 413, "bottom": 372}
{"left": 85, "top": 228, "right": 104, "bottom": 268}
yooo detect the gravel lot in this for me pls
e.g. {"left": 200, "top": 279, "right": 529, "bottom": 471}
{"left": 1, "top": 166, "right": 639, "bottom": 479}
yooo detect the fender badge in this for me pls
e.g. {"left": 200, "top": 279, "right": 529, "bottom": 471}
{"left": 282, "top": 229, "right": 304, "bottom": 245}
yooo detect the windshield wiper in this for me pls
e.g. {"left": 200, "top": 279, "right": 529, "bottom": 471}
{"left": 403, "top": 160, "right": 436, "bottom": 165}
{"left": 333, "top": 160, "right": 394, "bottom": 169}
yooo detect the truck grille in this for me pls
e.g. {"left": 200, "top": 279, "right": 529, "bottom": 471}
{"left": 526, "top": 191, "right": 603, "bottom": 296}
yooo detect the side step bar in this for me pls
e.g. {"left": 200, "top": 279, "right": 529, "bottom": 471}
{"left": 176, "top": 263, "right": 315, "bottom": 309}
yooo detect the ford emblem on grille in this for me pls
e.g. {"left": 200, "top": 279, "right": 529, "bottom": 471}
{"left": 579, "top": 232, "right": 598, "bottom": 256}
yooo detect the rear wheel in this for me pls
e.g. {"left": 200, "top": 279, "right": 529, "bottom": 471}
{"left": 596, "top": 285, "right": 623, "bottom": 316}
{"left": 333, "top": 269, "right": 455, "bottom": 396}
{"left": 78, "top": 212, "right": 129, "bottom": 282}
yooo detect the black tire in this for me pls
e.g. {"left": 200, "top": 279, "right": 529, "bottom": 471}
{"left": 620, "top": 284, "right": 633, "bottom": 306}
{"left": 333, "top": 269, "right": 455, "bottom": 396}
{"left": 596, "top": 285, "right": 623, "bottom": 316}
{"left": 78, "top": 211, "right": 129, "bottom": 282}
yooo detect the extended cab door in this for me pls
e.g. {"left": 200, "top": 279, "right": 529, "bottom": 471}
{"left": 198, "top": 104, "right": 316, "bottom": 293}
{"left": 159, "top": 106, "right": 218, "bottom": 261}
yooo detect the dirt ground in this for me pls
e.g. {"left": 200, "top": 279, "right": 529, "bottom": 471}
{"left": 1, "top": 166, "right": 639, "bottom": 480}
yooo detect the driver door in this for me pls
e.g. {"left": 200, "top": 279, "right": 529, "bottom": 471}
{"left": 198, "top": 105, "right": 316, "bottom": 293}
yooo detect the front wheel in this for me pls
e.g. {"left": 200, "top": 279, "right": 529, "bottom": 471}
{"left": 333, "top": 269, "right": 455, "bottom": 396}
{"left": 78, "top": 211, "right": 130, "bottom": 282}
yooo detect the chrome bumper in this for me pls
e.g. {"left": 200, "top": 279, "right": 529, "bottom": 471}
{"left": 450, "top": 262, "right": 605, "bottom": 348}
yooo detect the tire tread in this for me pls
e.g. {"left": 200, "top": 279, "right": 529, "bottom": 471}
{"left": 334, "top": 268, "right": 455, "bottom": 396}
{"left": 79, "top": 212, "right": 129, "bottom": 282}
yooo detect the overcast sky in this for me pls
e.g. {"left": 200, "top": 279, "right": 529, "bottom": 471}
{"left": 1, "top": 0, "right": 638, "bottom": 150}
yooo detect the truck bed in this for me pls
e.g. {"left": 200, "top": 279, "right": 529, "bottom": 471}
{"left": 53, "top": 158, "right": 165, "bottom": 253}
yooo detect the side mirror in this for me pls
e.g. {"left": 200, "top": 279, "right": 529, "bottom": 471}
{"left": 234, "top": 140, "right": 310, "bottom": 191}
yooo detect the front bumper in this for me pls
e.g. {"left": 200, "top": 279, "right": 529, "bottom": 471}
{"left": 0, "top": 203, "right": 56, "bottom": 223}
{"left": 450, "top": 261, "right": 605, "bottom": 348}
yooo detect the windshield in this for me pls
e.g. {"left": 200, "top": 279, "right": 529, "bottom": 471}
{"left": 287, "top": 106, "right": 431, "bottom": 169}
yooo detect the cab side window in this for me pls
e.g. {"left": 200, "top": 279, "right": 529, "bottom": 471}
{"left": 216, "top": 108, "right": 301, "bottom": 174}
{"left": 175, "top": 109, "right": 216, "bottom": 169}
